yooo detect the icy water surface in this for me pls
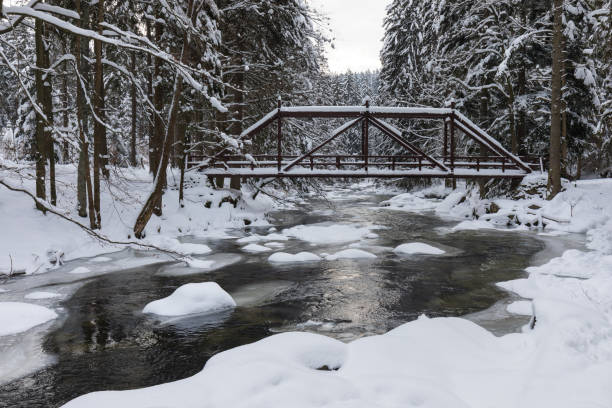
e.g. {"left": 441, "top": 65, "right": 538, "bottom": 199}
{"left": 1, "top": 188, "right": 554, "bottom": 407}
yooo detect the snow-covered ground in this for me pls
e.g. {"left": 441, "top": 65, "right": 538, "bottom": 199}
{"left": 61, "top": 175, "right": 612, "bottom": 408}
{"left": 0, "top": 160, "right": 273, "bottom": 275}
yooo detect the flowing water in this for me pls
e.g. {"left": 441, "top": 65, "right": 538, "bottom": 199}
{"left": 1, "top": 187, "right": 573, "bottom": 407}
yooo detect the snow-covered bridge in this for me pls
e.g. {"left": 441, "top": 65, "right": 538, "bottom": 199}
{"left": 189, "top": 102, "right": 540, "bottom": 180}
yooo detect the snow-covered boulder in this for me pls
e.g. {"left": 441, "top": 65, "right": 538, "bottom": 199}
{"left": 325, "top": 249, "right": 377, "bottom": 260}
{"left": 0, "top": 302, "right": 58, "bottom": 336}
{"left": 268, "top": 252, "right": 321, "bottom": 263}
{"left": 393, "top": 243, "right": 445, "bottom": 255}
{"left": 241, "top": 244, "right": 272, "bottom": 253}
{"left": 143, "top": 282, "right": 236, "bottom": 317}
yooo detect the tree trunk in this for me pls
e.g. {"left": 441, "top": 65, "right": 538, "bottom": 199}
{"left": 41, "top": 23, "right": 56, "bottom": 206}
{"left": 134, "top": 0, "right": 194, "bottom": 238}
{"left": 549, "top": 0, "right": 563, "bottom": 198}
{"left": 92, "top": 0, "right": 106, "bottom": 228}
{"left": 151, "top": 18, "right": 165, "bottom": 216}
{"left": 75, "top": 0, "right": 90, "bottom": 219}
{"left": 34, "top": 19, "right": 47, "bottom": 212}
{"left": 130, "top": 51, "right": 137, "bottom": 166}
{"left": 74, "top": 0, "right": 96, "bottom": 228}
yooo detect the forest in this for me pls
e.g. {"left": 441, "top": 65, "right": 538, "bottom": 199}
{"left": 1, "top": 0, "right": 610, "bottom": 235}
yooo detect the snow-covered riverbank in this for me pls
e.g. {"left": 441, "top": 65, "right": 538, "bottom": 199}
{"left": 0, "top": 160, "right": 273, "bottom": 275}
{"left": 58, "top": 177, "right": 612, "bottom": 408}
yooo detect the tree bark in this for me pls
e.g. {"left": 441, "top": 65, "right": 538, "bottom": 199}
{"left": 75, "top": 0, "right": 90, "bottom": 219}
{"left": 151, "top": 17, "right": 165, "bottom": 216}
{"left": 41, "top": 23, "right": 56, "bottom": 206}
{"left": 549, "top": 0, "right": 563, "bottom": 198}
{"left": 92, "top": 0, "right": 106, "bottom": 228}
{"left": 34, "top": 18, "right": 47, "bottom": 212}
{"left": 74, "top": 0, "right": 96, "bottom": 228}
{"left": 130, "top": 51, "right": 137, "bottom": 166}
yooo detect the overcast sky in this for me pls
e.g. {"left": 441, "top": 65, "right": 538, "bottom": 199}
{"left": 308, "top": 0, "right": 390, "bottom": 74}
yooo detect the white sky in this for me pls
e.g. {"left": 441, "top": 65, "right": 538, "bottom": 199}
{"left": 308, "top": 0, "right": 390, "bottom": 74}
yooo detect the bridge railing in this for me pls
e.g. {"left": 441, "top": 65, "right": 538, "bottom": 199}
{"left": 188, "top": 154, "right": 541, "bottom": 174}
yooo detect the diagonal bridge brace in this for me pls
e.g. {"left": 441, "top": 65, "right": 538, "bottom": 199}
{"left": 282, "top": 117, "right": 364, "bottom": 173}
{"left": 368, "top": 116, "right": 449, "bottom": 172}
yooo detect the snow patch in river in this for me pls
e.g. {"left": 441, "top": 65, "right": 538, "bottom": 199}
{"left": 24, "top": 291, "right": 62, "bottom": 300}
{"left": 393, "top": 243, "right": 446, "bottom": 255}
{"left": 325, "top": 249, "right": 377, "bottom": 261}
{"left": 241, "top": 244, "right": 272, "bottom": 253}
{"left": 281, "top": 223, "right": 377, "bottom": 245}
{"left": 0, "top": 302, "right": 58, "bottom": 336}
{"left": 143, "top": 282, "right": 236, "bottom": 317}
{"left": 268, "top": 252, "right": 322, "bottom": 263}
{"left": 69, "top": 266, "right": 92, "bottom": 274}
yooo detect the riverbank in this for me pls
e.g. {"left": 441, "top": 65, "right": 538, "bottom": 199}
{"left": 59, "top": 177, "right": 612, "bottom": 408}
{"left": 0, "top": 160, "right": 273, "bottom": 275}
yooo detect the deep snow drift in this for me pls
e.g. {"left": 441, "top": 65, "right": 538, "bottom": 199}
{"left": 0, "top": 161, "right": 273, "bottom": 275}
{"left": 61, "top": 176, "right": 612, "bottom": 408}
{"left": 143, "top": 282, "right": 236, "bottom": 317}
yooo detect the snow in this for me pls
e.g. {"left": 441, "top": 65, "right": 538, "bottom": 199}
{"left": 69, "top": 266, "right": 92, "bottom": 274}
{"left": 0, "top": 163, "right": 272, "bottom": 275}
{"left": 506, "top": 300, "right": 532, "bottom": 316}
{"left": 325, "top": 249, "right": 377, "bottom": 260}
{"left": 142, "top": 282, "right": 236, "bottom": 317}
{"left": 0, "top": 302, "right": 58, "bottom": 336}
{"left": 268, "top": 252, "right": 322, "bottom": 263}
{"left": 281, "top": 223, "right": 376, "bottom": 245}
{"left": 241, "top": 244, "right": 271, "bottom": 253}
{"left": 393, "top": 243, "right": 445, "bottom": 255}
{"left": 24, "top": 291, "right": 62, "bottom": 300}
{"left": 89, "top": 256, "right": 112, "bottom": 263}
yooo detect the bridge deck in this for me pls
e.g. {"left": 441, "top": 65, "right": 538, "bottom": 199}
{"left": 199, "top": 168, "right": 528, "bottom": 179}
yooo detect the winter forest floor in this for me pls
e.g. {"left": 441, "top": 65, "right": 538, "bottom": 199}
{"left": 1, "top": 163, "right": 612, "bottom": 407}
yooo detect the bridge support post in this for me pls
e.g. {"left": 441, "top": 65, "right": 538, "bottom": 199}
{"left": 230, "top": 175, "right": 241, "bottom": 190}
{"left": 450, "top": 102, "right": 457, "bottom": 190}
{"left": 216, "top": 176, "right": 225, "bottom": 188}
{"left": 363, "top": 99, "right": 369, "bottom": 171}
{"left": 277, "top": 98, "right": 282, "bottom": 172}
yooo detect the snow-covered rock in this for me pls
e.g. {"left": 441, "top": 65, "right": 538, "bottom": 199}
{"left": 0, "top": 302, "right": 58, "bottom": 336}
{"left": 143, "top": 282, "right": 236, "bottom": 317}
{"left": 393, "top": 243, "right": 445, "bottom": 255}
{"left": 325, "top": 249, "right": 377, "bottom": 260}
{"left": 241, "top": 244, "right": 272, "bottom": 253}
{"left": 268, "top": 252, "right": 321, "bottom": 263}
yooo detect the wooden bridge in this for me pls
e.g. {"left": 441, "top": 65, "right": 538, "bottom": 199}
{"left": 189, "top": 102, "right": 540, "bottom": 180}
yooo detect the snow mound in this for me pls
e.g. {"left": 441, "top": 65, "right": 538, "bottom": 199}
{"left": 268, "top": 252, "right": 321, "bottom": 263}
{"left": 69, "top": 266, "right": 91, "bottom": 274}
{"left": 0, "top": 302, "right": 58, "bottom": 336}
{"left": 506, "top": 301, "right": 532, "bottom": 316}
{"left": 393, "top": 243, "right": 446, "bottom": 255}
{"left": 241, "top": 244, "right": 272, "bottom": 253}
{"left": 381, "top": 193, "right": 439, "bottom": 211}
{"left": 142, "top": 282, "right": 236, "bottom": 317}
{"left": 325, "top": 249, "right": 377, "bottom": 260}
{"left": 237, "top": 233, "right": 289, "bottom": 244}
{"left": 282, "top": 223, "right": 375, "bottom": 244}
{"left": 24, "top": 291, "right": 62, "bottom": 300}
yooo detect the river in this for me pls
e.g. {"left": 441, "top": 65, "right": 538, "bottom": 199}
{"left": 0, "top": 186, "right": 581, "bottom": 407}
